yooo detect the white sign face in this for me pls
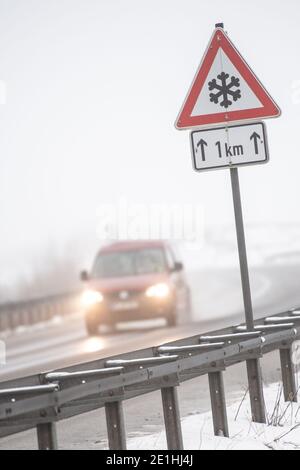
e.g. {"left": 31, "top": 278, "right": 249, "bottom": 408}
{"left": 191, "top": 48, "right": 263, "bottom": 117}
{"left": 190, "top": 122, "right": 269, "bottom": 172}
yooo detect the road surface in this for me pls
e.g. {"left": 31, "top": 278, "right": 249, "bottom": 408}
{"left": 0, "top": 259, "right": 299, "bottom": 449}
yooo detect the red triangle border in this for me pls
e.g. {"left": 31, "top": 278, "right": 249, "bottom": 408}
{"left": 175, "top": 29, "right": 281, "bottom": 129}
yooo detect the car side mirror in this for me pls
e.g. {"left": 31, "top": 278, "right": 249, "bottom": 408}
{"left": 80, "top": 270, "right": 89, "bottom": 282}
{"left": 173, "top": 261, "right": 183, "bottom": 272}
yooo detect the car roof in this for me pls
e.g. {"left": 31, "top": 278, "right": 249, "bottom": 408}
{"left": 98, "top": 240, "right": 168, "bottom": 254}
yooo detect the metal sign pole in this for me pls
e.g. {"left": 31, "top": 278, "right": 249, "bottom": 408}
{"left": 230, "top": 167, "right": 254, "bottom": 330}
{"left": 230, "top": 166, "right": 266, "bottom": 423}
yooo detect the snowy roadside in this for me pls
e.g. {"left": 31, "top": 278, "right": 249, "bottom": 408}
{"left": 127, "top": 379, "right": 300, "bottom": 450}
{"left": 179, "top": 223, "right": 300, "bottom": 271}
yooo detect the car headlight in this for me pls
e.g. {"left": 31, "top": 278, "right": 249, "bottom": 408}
{"left": 81, "top": 289, "right": 103, "bottom": 308}
{"left": 145, "top": 283, "right": 170, "bottom": 298}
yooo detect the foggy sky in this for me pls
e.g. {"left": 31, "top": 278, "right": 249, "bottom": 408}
{"left": 0, "top": 0, "right": 299, "bottom": 285}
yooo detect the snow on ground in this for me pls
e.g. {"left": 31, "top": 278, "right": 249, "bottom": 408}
{"left": 128, "top": 379, "right": 300, "bottom": 450}
{"left": 178, "top": 223, "right": 300, "bottom": 271}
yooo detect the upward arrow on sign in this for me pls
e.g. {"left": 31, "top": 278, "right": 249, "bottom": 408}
{"left": 196, "top": 138, "right": 208, "bottom": 161}
{"left": 250, "top": 131, "right": 261, "bottom": 155}
{"left": 175, "top": 28, "right": 281, "bottom": 129}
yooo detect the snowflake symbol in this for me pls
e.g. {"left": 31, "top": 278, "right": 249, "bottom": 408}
{"left": 208, "top": 72, "right": 241, "bottom": 109}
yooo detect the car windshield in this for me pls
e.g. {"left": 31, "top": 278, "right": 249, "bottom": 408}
{"left": 92, "top": 248, "right": 167, "bottom": 278}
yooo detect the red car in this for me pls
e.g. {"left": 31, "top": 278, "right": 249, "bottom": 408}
{"left": 80, "top": 240, "right": 191, "bottom": 335}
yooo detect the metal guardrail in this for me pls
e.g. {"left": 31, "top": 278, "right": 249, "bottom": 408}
{"left": 0, "top": 291, "right": 80, "bottom": 332}
{"left": 0, "top": 308, "right": 299, "bottom": 450}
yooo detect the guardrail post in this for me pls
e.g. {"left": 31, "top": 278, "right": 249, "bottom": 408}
{"left": 0, "top": 313, "right": 6, "bottom": 331}
{"left": 280, "top": 347, "right": 297, "bottom": 402}
{"left": 208, "top": 371, "right": 229, "bottom": 437}
{"left": 161, "top": 386, "right": 183, "bottom": 450}
{"left": 8, "top": 309, "right": 15, "bottom": 330}
{"left": 36, "top": 422, "right": 58, "bottom": 450}
{"left": 105, "top": 401, "right": 126, "bottom": 450}
{"left": 246, "top": 358, "right": 266, "bottom": 423}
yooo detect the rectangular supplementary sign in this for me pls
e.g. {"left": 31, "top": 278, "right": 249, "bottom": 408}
{"left": 190, "top": 121, "right": 269, "bottom": 172}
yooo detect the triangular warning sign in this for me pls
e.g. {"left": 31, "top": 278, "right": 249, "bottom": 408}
{"left": 175, "top": 28, "right": 281, "bottom": 129}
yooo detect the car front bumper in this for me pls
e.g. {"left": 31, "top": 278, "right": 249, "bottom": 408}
{"left": 84, "top": 294, "right": 174, "bottom": 324}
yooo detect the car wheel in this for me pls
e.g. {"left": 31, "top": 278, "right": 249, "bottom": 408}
{"left": 101, "top": 323, "right": 117, "bottom": 334}
{"left": 166, "top": 310, "right": 177, "bottom": 327}
{"left": 85, "top": 316, "right": 99, "bottom": 336}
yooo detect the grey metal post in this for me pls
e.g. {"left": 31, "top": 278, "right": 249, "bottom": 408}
{"left": 161, "top": 386, "right": 183, "bottom": 450}
{"left": 280, "top": 348, "right": 297, "bottom": 402}
{"left": 36, "top": 422, "right": 58, "bottom": 450}
{"left": 105, "top": 401, "right": 126, "bottom": 450}
{"left": 246, "top": 357, "right": 266, "bottom": 422}
{"left": 230, "top": 167, "right": 266, "bottom": 423}
{"left": 0, "top": 313, "right": 4, "bottom": 332}
{"left": 208, "top": 371, "right": 229, "bottom": 437}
